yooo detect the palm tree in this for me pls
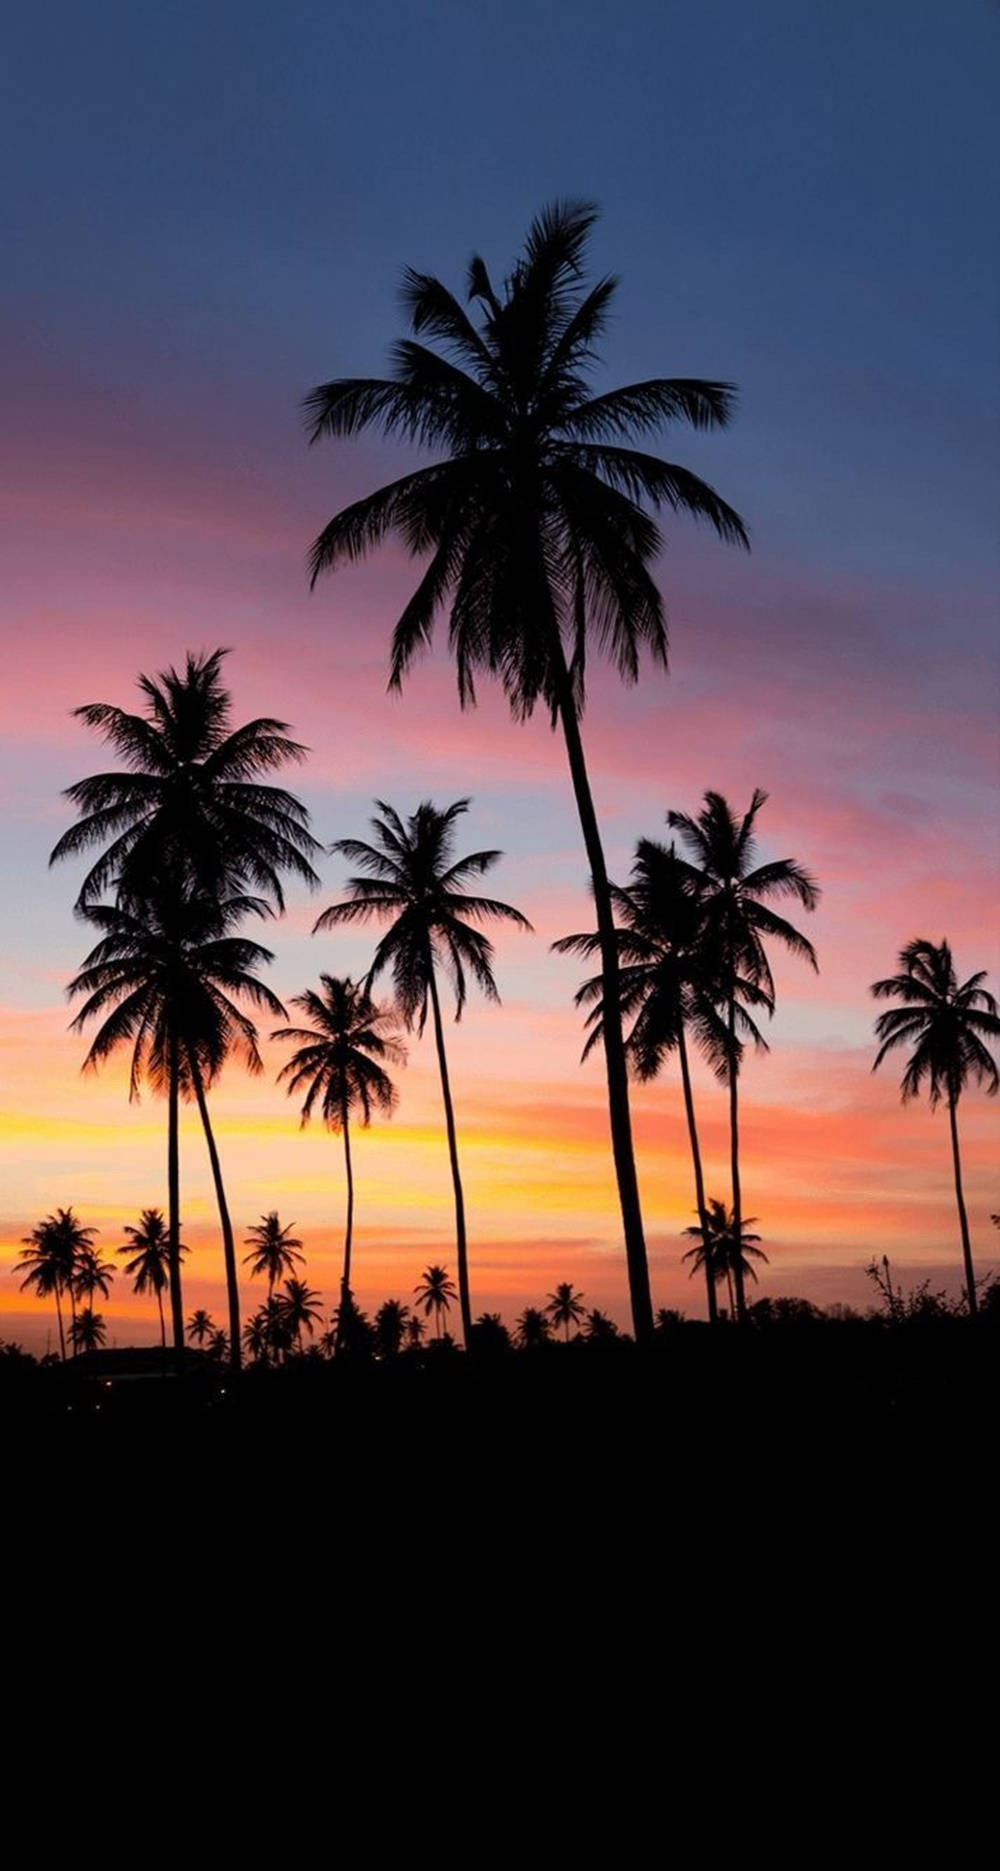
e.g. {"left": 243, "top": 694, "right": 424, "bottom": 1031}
{"left": 119, "top": 1209, "right": 183, "bottom": 1348}
{"left": 242, "top": 1213, "right": 305, "bottom": 1299}
{"left": 187, "top": 1308, "right": 215, "bottom": 1348}
{"left": 413, "top": 1264, "right": 457, "bottom": 1340}
{"left": 276, "top": 1276, "right": 323, "bottom": 1353}
{"left": 305, "top": 202, "right": 748, "bottom": 1342}
{"left": 682, "top": 1199, "right": 767, "bottom": 1318}
{"left": 584, "top": 1309, "right": 620, "bottom": 1342}
{"left": 273, "top": 976, "right": 405, "bottom": 1338}
{"left": 69, "top": 1308, "right": 107, "bottom": 1354}
{"left": 49, "top": 647, "right": 322, "bottom": 913}
{"left": 15, "top": 1209, "right": 95, "bottom": 1361}
{"left": 243, "top": 1307, "right": 273, "bottom": 1363}
{"left": 374, "top": 1298, "right": 411, "bottom": 1357}
{"left": 545, "top": 1282, "right": 586, "bottom": 1341}
{"left": 316, "top": 799, "right": 529, "bottom": 1346}
{"left": 872, "top": 939, "right": 999, "bottom": 1315}
{"left": 404, "top": 1315, "right": 426, "bottom": 1350}
{"left": 668, "top": 791, "right": 818, "bottom": 1320}
{"left": 516, "top": 1307, "right": 552, "bottom": 1349}
{"left": 73, "top": 1244, "right": 117, "bottom": 1316}
{"left": 68, "top": 889, "right": 286, "bottom": 1363}
{"left": 208, "top": 1329, "right": 229, "bottom": 1362}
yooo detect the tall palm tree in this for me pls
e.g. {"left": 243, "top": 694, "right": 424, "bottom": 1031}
{"left": 274, "top": 975, "right": 404, "bottom": 1338}
{"left": 413, "top": 1265, "right": 457, "bottom": 1340}
{"left": 315, "top": 799, "right": 529, "bottom": 1346}
{"left": 49, "top": 647, "right": 322, "bottom": 913}
{"left": 304, "top": 202, "right": 748, "bottom": 1342}
{"left": 242, "top": 1212, "right": 305, "bottom": 1299}
{"left": 545, "top": 1282, "right": 586, "bottom": 1341}
{"left": 68, "top": 890, "right": 285, "bottom": 1363}
{"left": 682, "top": 1198, "right": 767, "bottom": 1318}
{"left": 668, "top": 791, "right": 818, "bottom": 1320}
{"left": 118, "top": 1209, "right": 182, "bottom": 1349}
{"left": 872, "top": 939, "right": 999, "bottom": 1315}
{"left": 15, "top": 1209, "right": 95, "bottom": 1361}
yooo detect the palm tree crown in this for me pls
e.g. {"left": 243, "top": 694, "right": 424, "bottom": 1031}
{"left": 242, "top": 1212, "right": 306, "bottom": 1294}
{"left": 413, "top": 1265, "right": 457, "bottom": 1338}
{"left": 872, "top": 940, "right": 999, "bottom": 1105}
{"left": 682, "top": 1200, "right": 767, "bottom": 1300}
{"left": 667, "top": 791, "right": 819, "bottom": 999}
{"left": 545, "top": 1282, "right": 586, "bottom": 1340}
{"left": 274, "top": 976, "right": 405, "bottom": 1128}
{"left": 50, "top": 648, "right": 322, "bottom": 911}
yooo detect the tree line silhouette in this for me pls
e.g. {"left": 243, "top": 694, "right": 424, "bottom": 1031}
{"left": 11, "top": 203, "right": 998, "bottom": 1362}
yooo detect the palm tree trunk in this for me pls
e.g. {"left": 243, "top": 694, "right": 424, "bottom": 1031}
{"left": 725, "top": 1266, "right": 735, "bottom": 1320}
{"left": 156, "top": 1286, "right": 166, "bottom": 1350}
{"left": 167, "top": 1031, "right": 185, "bottom": 1355}
{"left": 54, "top": 1286, "right": 66, "bottom": 1363}
{"left": 339, "top": 1097, "right": 355, "bottom": 1344}
{"left": 727, "top": 996, "right": 747, "bottom": 1323}
{"left": 427, "top": 963, "right": 473, "bottom": 1349}
{"left": 677, "top": 1020, "right": 718, "bottom": 1325}
{"left": 554, "top": 656, "right": 653, "bottom": 1344}
{"left": 188, "top": 1052, "right": 242, "bottom": 1371}
{"left": 948, "top": 1091, "right": 978, "bottom": 1316}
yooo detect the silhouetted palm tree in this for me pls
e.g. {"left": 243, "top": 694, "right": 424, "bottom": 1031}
{"left": 15, "top": 1209, "right": 95, "bottom": 1361}
{"left": 374, "top": 1298, "right": 411, "bottom": 1357}
{"left": 243, "top": 1308, "right": 272, "bottom": 1363}
{"left": 516, "top": 1307, "right": 552, "bottom": 1349}
{"left": 472, "top": 1312, "right": 512, "bottom": 1352}
{"left": 404, "top": 1315, "right": 426, "bottom": 1350}
{"left": 584, "top": 1308, "right": 620, "bottom": 1342}
{"left": 545, "top": 1282, "right": 586, "bottom": 1341}
{"left": 73, "top": 1244, "right": 117, "bottom": 1316}
{"left": 668, "top": 791, "right": 818, "bottom": 1320}
{"left": 413, "top": 1265, "right": 457, "bottom": 1340}
{"left": 242, "top": 1212, "right": 305, "bottom": 1299}
{"left": 69, "top": 1308, "right": 107, "bottom": 1354}
{"left": 682, "top": 1199, "right": 767, "bottom": 1317}
{"left": 49, "top": 648, "right": 321, "bottom": 913}
{"left": 274, "top": 975, "right": 404, "bottom": 1340}
{"left": 872, "top": 939, "right": 1000, "bottom": 1315}
{"left": 305, "top": 202, "right": 747, "bottom": 1342}
{"left": 119, "top": 1209, "right": 182, "bottom": 1348}
{"left": 276, "top": 1276, "right": 323, "bottom": 1353}
{"left": 68, "top": 890, "right": 285, "bottom": 1364}
{"left": 317, "top": 799, "right": 529, "bottom": 1346}
{"left": 208, "top": 1329, "right": 229, "bottom": 1362}
{"left": 187, "top": 1308, "right": 215, "bottom": 1348}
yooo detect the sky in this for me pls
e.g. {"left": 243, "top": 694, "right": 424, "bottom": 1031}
{"left": 1, "top": 0, "right": 997, "bottom": 1348}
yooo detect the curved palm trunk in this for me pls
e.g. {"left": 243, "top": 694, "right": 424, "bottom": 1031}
{"left": 156, "top": 1285, "right": 166, "bottom": 1351}
{"left": 338, "top": 1096, "right": 355, "bottom": 1348}
{"left": 727, "top": 996, "right": 747, "bottom": 1323}
{"left": 54, "top": 1286, "right": 67, "bottom": 1363}
{"left": 167, "top": 1031, "right": 185, "bottom": 1356}
{"left": 427, "top": 964, "right": 473, "bottom": 1349}
{"left": 677, "top": 1021, "right": 718, "bottom": 1325}
{"left": 554, "top": 659, "right": 653, "bottom": 1344}
{"left": 948, "top": 1091, "right": 978, "bottom": 1316}
{"left": 188, "top": 1053, "right": 242, "bottom": 1372}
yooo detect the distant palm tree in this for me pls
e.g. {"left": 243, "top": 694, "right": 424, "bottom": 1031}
{"left": 305, "top": 203, "right": 747, "bottom": 1341}
{"left": 187, "top": 1308, "right": 216, "bottom": 1348}
{"left": 242, "top": 1212, "right": 305, "bottom": 1299}
{"left": 243, "top": 1308, "right": 272, "bottom": 1364}
{"left": 584, "top": 1309, "right": 620, "bottom": 1342}
{"left": 516, "top": 1307, "right": 552, "bottom": 1349}
{"left": 545, "top": 1282, "right": 586, "bottom": 1341}
{"left": 274, "top": 975, "right": 404, "bottom": 1340}
{"left": 872, "top": 939, "right": 1000, "bottom": 1315}
{"left": 668, "top": 791, "right": 818, "bottom": 1320}
{"left": 374, "top": 1298, "right": 411, "bottom": 1358}
{"left": 682, "top": 1199, "right": 767, "bottom": 1317}
{"left": 68, "top": 889, "right": 285, "bottom": 1364}
{"left": 276, "top": 1277, "right": 324, "bottom": 1353}
{"left": 413, "top": 1265, "right": 457, "bottom": 1340}
{"left": 317, "top": 799, "right": 529, "bottom": 1346}
{"left": 404, "top": 1315, "right": 426, "bottom": 1350}
{"left": 69, "top": 1308, "right": 107, "bottom": 1354}
{"left": 73, "top": 1243, "right": 117, "bottom": 1315}
{"left": 15, "top": 1209, "right": 95, "bottom": 1361}
{"left": 119, "top": 1209, "right": 183, "bottom": 1348}
{"left": 208, "top": 1329, "right": 229, "bottom": 1362}
{"left": 49, "top": 647, "right": 321, "bottom": 914}
{"left": 472, "top": 1312, "right": 512, "bottom": 1352}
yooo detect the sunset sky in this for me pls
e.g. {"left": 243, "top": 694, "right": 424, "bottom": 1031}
{"left": 2, "top": 1, "right": 997, "bottom": 1348}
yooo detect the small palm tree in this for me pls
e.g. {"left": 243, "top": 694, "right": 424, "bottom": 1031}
{"left": 545, "top": 1282, "right": 586, "bottom": 1341}
{"left": 872, "top": 939, "right": 999, "bottom": 1315}
{"left": 242, "top": 1213, "right": 305, "bottom": 1298}
{"left": 316, "top": 798, "right": 529, "bottom": 1346}
{"left": 119, "top": 1209, "right": 183, "bottom": 1348}
{"left": 276, "top": 1276, "right": 324, "bottom": 1353}
{"left": 73, "top": 1244, "right": 117, "bottom": 1315}
{"left": 584, "top": 1309, "right": 620, "bottom": 1342}
{"left": 413, "top": 1265, "right": 457, "bottom": 1340}
{"left": 668, "top": 791, "right": 818, "bottom": 1320}
{"left": 374, "top": 1298, "right": 411, "bottom": 1357}
{"left": 682, "top": 1199, "right": 767, "bottom": 1318}
{"left": 187, "top": 1308, "right": 216, "bottom": 1348}
{"left": 208, "top": 1329, "right": 229, "bottom": 1361}
{"left": 69, "top": 1308, "right": 107, "bottom": 1354}
{"left": 404, "top": 1314, "right": 426, "bottom": 1350}
{"left": 274, "top": 976, "right": 404, "bottom": 1338}
{"left": 15, "top": 1209, "right": 96, "bottom": 1361}
{"left": 304, "top": 203, "right": 748, "bottom": 1343}
{"left": 516, "top": 1307, "right": 552, "bottom": 1349}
